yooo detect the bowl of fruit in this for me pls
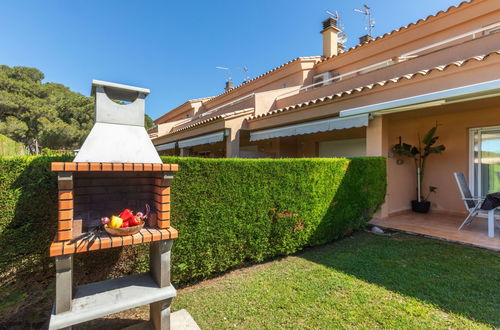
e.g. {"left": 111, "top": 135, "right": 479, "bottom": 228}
{"left": 102, "top": 205, "right": 149, "bottom": 236}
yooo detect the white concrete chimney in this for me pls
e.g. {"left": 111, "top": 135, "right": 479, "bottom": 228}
{"left": 321, "top": 17, "right": 341, "bottom": 58}
{"left": 73, "top": 80, "right": 162, "bottom": 164}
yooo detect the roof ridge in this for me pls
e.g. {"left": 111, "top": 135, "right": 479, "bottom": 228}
{"left": 154, "top": 96, "right": 215, "bottom": 123}
{"left": 248, "top": 49, "right": 500, "bottom": 120}
{"left": 203, "top": 56, "right": 322, "bottom": 105}
{"left": 190, "top": 96, "right": 215, "bottom": 102}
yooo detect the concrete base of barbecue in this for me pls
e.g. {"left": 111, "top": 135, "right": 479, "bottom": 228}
{"left": 49, "top": 238, "right": 177, "bottom": 330}
{"left": 49, "top": 273, "right": 176, "bottom": 329}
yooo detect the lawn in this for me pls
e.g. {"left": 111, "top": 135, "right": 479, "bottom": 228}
{"left": 85, "top": 231, "right": 500, "bottom": 329}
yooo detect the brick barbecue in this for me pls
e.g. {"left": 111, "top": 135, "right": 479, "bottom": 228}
{"left": 49, "top": 162, "right": 178, "bottom": 256}
{"left": 48, "top": 80, "right": 179, "bottom": 330}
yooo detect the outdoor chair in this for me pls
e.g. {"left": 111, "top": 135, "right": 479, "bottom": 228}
{"left": 453, "top": 172, "right": 500, "bottom": 230}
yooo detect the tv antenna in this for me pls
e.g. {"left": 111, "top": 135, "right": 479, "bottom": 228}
{"left": 325, "top": 10, "right": 347, "bottom": 45}
{"left": 240, "top": 66, "right": 250, "bottom": 83}
{"left": 354, "top": 4, "right": 375, "bottom": 37}
{"left": 216, "top": 66, "right": 232, "bottom": 82}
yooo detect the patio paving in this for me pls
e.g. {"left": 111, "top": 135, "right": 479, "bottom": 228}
{"left": 370, "top": 211, "right": 500, "bottom": 251}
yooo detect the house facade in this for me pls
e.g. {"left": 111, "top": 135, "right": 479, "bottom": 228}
{"left": 152, "top": 0, "right": 500, "bottom": 220}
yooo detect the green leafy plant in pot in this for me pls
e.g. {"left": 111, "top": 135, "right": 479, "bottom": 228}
{"left": 392, "top": 123, "right": 445, "bottom": 213}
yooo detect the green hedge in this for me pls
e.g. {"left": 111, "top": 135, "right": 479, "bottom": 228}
{"left": 161, "top": 157, "right": 386, "bottom": 281}
{"left": 0, "top": 156, "right": 385, "bottom": 325}
{"left": 0, "top": 156, "right": 70, "bottom": 271}
{"left": 0, "top": 134, "right": 25, "bottom": 156}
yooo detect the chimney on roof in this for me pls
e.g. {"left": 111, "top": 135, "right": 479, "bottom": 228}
{"left": 359, "top": 34, "right": 373, "bottom": 44}
{"left": 224, "top": 81, "right": 234, "bottom": 93}
{"left": 321, "top": 17, "right": 341, "bottom": 58}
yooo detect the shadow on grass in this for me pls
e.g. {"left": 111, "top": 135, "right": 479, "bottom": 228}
{"left": 301, "top": 231, "right": 500, "bottom": 327}
{"left": 304, "top": 157, "right": 498, "bottom": 326}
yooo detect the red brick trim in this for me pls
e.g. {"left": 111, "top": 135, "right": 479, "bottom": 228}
{"left": 57, "top": 220, "right": 72, "bottom": 231}
{"left": 51, "top": 162, "right": 179, "bottom": 172}
{"left": 157, "top": 220, "right": 171, "bottom": 228}
{"left": 58, "top": 210, "right": 73, "bottom": 221}
{"left": 157, "top": 211, "right": 170, "bottom": 220}
{"left": 57, "top": 230, "right": 72, "bottom": 241}
{"left": 49, "top": 227, "right": 178, "bottom": 256}
{"left": 58, "top": 200, "right": 73, "bottom": 210}
{"left": 58, "top": 190, "right": 73, "bottom": 200}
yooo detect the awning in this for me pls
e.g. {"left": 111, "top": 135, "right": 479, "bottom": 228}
{"left": 178, "top": 131, "right": 226, "bottom": 148}
{"left": 249, "top": 114, "right": 369, "bottom": 142}
{"left": 340, "top": 79, "right": 500, "bottom": 117}
{"left": 155, "top": 142, "right": 176, "bottom": 151}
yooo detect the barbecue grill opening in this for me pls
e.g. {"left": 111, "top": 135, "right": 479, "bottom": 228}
{"left": 73, "top": 171, "right": 157, "bottom": 231}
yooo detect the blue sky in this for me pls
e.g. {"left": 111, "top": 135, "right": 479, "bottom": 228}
{"left": 0, "top": 0, "right": 462, "bottom": 120}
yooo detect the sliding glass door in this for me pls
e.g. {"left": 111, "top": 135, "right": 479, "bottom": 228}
{"left": 470, "top": 126, "right": 500, "bottom": 197}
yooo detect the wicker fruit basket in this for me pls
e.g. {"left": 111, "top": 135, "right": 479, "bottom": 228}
{"left": 104, "top": 221, "right": 144, "bottom": 236}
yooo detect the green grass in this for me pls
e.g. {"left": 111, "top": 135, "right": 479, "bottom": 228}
{"left": 4, "top": 231, "right": 499, "bottom": 329}
{"left": 172, "top": 232, "right": 499, "bottom": 329}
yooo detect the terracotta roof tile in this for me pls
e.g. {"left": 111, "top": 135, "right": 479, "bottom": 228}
{"left": 154, "top": 96, "right": 214, "bottom": 123}
{"left": 248, "top": 50, "right": 500, "bottom": 120}
{"left": 158, "top": 0, "right": 477, "bottom": 122}
{"left": 172, "top": 108, "right": 255, "bottom": 133}
{"left": 318, "top": 0, "right": 476, "bottom": 63}
{"left": 203, "top": 57, "right": 321, "bottom": 104}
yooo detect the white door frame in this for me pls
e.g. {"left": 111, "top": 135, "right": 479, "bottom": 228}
{"left": 468, "top": 125, "right": 500, "bottom": 197}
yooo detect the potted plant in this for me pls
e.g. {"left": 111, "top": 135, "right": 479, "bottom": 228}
{"left": 391, "top": 123, "right": 445, "bottom": 213}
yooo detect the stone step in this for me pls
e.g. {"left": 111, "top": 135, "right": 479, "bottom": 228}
{"left": 122, "top": 310, "right": 201, "bottom": 330}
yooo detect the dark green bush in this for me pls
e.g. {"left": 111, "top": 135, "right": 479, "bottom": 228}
{"left": 0, "top": 156, "right": 385, "bottom": 325}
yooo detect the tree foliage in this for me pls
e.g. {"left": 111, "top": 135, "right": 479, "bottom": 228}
{"left": 0, "top": 65, "right": 154, "bottom": 153}
{"left": 0, "top": 65, "right": 93, "bottom": 153}
{"left": 144, "top": 114, "right": 155, "bottom": 130}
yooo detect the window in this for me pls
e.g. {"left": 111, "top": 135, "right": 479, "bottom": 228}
{"left": 312, "top": 72, "right": 336, "bottom": 88}
{"left": 318, "top": 138, "right": 366, "bottom": 158}
{"left": 483, "top": 26, "right": 500, "bottom": 36}
{"left": 196, "top": 151, "right": 211, "bottom": 158}
{"left": 469, "top": 126, "right": 500, "bottom": 196}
